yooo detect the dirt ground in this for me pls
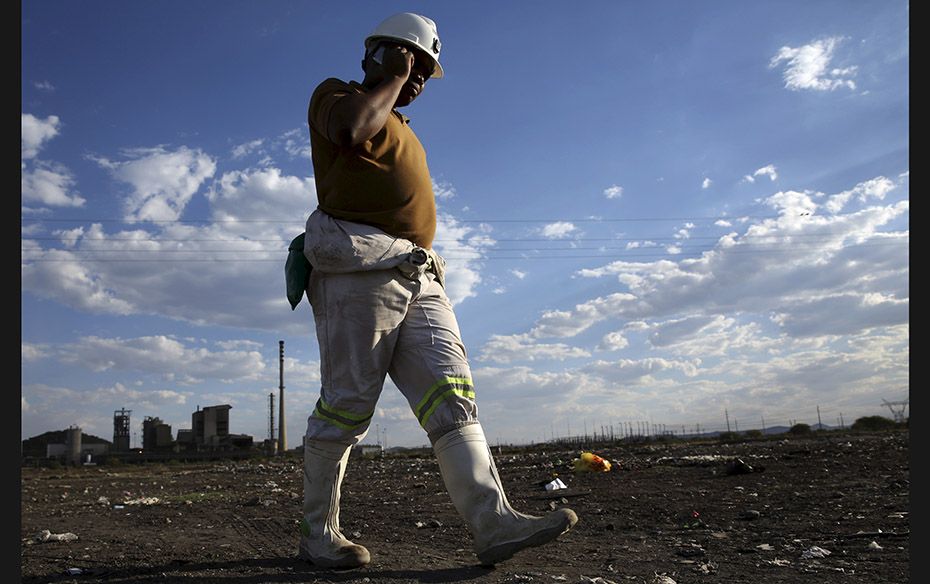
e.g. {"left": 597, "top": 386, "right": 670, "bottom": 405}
{"left": 20, "top": 430, "right": 910, "bottom": 584}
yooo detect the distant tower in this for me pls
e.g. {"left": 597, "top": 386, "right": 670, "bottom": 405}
{"left": 113, "top": 408, "right": 131, "bottom": 451}
{"left": 882, "top": 399, "right": 909, "bottom": 424}
{"left": 278, "top": 340, "right": 287, "bottom": 454}
{"left": 267, "top": 392, "right": 278, "bottom": 455}
{"left": 268, "top": 392, "right": 276, "bottom": 442}
{"left": 66, "top": 425, "right": 82, "bottom": 466}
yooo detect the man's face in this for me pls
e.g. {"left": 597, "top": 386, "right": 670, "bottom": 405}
{"left": 370, "top": 41, "right": 436, "bottom": 107}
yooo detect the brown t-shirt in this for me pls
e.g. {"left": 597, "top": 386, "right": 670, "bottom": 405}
{"left": 308, "top": 78, "right": 437, "bottom": 248}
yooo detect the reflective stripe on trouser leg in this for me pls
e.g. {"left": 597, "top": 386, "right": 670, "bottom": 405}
{"left": 388, "top": 272, "right": 479, "bottom": 441}
{"left": 306, "top": 269, "right": 418, "bottom": 445}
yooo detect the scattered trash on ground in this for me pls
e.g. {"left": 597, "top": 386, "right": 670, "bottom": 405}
{"left": 574, "top": 452, "right": 611, "bottom": 473}
{"left": 801, "top": 545, "right": 832, "bottom": 559}
{"left": 766, "top": 558, "right": 791, "bottom": 566}
{"left": 414, "top": 519, "right": 442, "bottom": 529}
{"left": 756, "top": 543, "right": 775, "bottom": 551}
{"left": 650, "top": 573, "right": 677, "bottom": 584}
{"left": 124, "top": 497, "right": 160, "bottom": 506}
{"left": 34, "top": 530, "right": 78, "bottom": 543}
{"left": 65, "top": 568, "right": 83, "bottom": 575}
{"left": 868, "top": 541, "right": 883, "bottom": 550}
{"left": 545, "top": 478, "right": 568, "bottom": 491}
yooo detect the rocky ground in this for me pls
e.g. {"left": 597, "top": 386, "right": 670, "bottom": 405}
{"left": 20, "top": 430, "right": 910, "bottom": 583}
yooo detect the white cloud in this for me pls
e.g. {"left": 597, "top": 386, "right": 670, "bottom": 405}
{"left": 207, "top": 167, "right": 317, "bottom": 229}
{"left": 531, "top": 292, "right": 637, "bottom": 338}
{"left": 644, "top": 314, "right": 722, "bottom": 347}
{"left": 57, "top": 335, "right": 266, "bottom": 383}
{"left": 764, "top": 189, "right": 818, "bottom": 219}
{"left": 55, "top": 227, "right": 85, "bottom": 247}
{"left": 232, "top": 139, "right": 264, "bottom": 159}
{"left": 215, "top": 339, "right": 263, "bottom": 350}
{"left": 21, "top": 161, "right": 86, "bottom": 207}
{"left": 674, "top": 222, "right": 695, "bottom": 240}
{"left": 549, "top": 176, "right": 907, "bottom": 341}
{"left": 824, "top": 176, "right": 897, "bottom": 214}
{"left": 510, "top": 269, "right": 527, "bottom": 280}
{"left": 478, "top": 333, "right": 591, "bottom": 364}
{"left": 744, "top": 164, "right": 778, "bottom": 184}
{"left": 540, "top": 221, "right": 577, "bottom": 239}
{"left": 599, "top": 331, "right": 629, "bottom": 351}
{"left": 583, "top": 357, "right": 701, "bottom": 382}
{"left": 83, "top": 382, "right": 189, "bottom": 405}
{"left": 94, "top": 146, "right": 217, "bottom": 222}
{"left": 702, "top": 178, "right": 712, "bottom": 190}
{"left": 228, "top": 129, "right": 311, "bottom": 162}
{"left": 432, "top": 213, "right": 495, "bottom": 305}
{"left": 20, "top": 381, "right": 193, "bottom": 440}
{"left": 769, "top": 37, "right": 857, "bottom": 91}
{"left": 21, "top": 249, "right": 136, "bottom": 315}
{"left": 604, "top": 185, "right": 623, "bottom": 199}
{"left": 33, "top": 81, "right": 56, "bottom": 92}
{"left": 21, "top": 113, "right": 60, "bottom": 159}
{"left": 433, "top": 180, "right": 456, "bottom": 200}
{"left": 22, "top": 343, "right": 50, "bottom": 362}
{"left": 22, "top": 166, "right": 475, "bottom": 332}
{"left": 715, "top": 219, "right": 732, "bottom": 227}
{"left": 278, "top": 128, "right": 312, "bottom": 160}
{"left": 771, "top": 293, "right": 908, "bottom": 336}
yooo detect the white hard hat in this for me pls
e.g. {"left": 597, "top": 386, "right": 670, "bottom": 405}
{"left": 365, "top": 12, "right": 444, "bottom": 79}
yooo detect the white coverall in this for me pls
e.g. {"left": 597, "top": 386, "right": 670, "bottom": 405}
{"left": 302, "top": 209, "right": 480, "bottom": 445}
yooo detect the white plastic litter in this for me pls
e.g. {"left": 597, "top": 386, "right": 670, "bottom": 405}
{"left": 544, "top": 478, "right": 568, "bottom": 491}
{"left": 868, "top": 541, "right": 883, "bottom": 550}
{"left": 35, "top": 530, "right": 78, "bottom": 543}
{"left": 124, "top": 496, "right": 160, "bottom": 505}
{"left": 801, "top": 545, "right": 832, "bottom": 559}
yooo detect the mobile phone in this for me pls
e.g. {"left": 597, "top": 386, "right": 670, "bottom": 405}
{"left": 372, "top": 45, "right": 386, "bottom": 64}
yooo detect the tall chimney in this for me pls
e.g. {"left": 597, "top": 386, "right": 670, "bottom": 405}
{"left": 278, "top": 340, "right": 287, "bottom": 454}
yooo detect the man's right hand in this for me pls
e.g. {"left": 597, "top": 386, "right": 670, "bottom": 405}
{"left": 323, "top": 43, "right": 419, "bottom": 147}
{"left": 378, "top": 44, "right": 415, "bottom": 81}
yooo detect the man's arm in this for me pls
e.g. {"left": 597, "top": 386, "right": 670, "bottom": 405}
{"left": 326, "top": 45, "right": 414, "bottom": 147}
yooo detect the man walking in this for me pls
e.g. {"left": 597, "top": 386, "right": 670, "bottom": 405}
{"left": 299, "top": 12, "right": 578, "bottom": 569}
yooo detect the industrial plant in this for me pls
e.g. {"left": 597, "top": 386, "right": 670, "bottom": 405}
{"left": 22, "top": 340, "right": 298, "bottom": 465}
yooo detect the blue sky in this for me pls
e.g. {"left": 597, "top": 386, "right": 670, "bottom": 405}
{"left": 22, "top": 2, "right": 908, "bottom": 448}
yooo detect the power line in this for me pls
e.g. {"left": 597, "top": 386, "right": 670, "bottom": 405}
{"left": 20, "top": 213, "right": 794, "bottom": 225}
{"left": 20, "top": 240, "right": 904, "bottom": 263}
{"left": 21, "top": 231, "right": 893, "bottom": 244}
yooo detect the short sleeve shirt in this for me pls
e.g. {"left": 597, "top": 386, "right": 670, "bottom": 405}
{"left": 308, "top": 78, "right": 436, "bottom": 248}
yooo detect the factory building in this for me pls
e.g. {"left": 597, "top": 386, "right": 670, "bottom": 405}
{"left": 142, "top": 416, "right": 174, "bottom": 452}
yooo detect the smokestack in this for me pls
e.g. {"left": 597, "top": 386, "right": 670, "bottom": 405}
{"left": 278, "top": 340, "right": 287, "bottom": 454}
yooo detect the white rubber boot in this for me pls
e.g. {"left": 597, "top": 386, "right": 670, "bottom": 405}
{"left": 433, "top": 424, "right": 578, "bottom": 565}
{"left": 298, "top": 439, "right": 370, "bottom": 568}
